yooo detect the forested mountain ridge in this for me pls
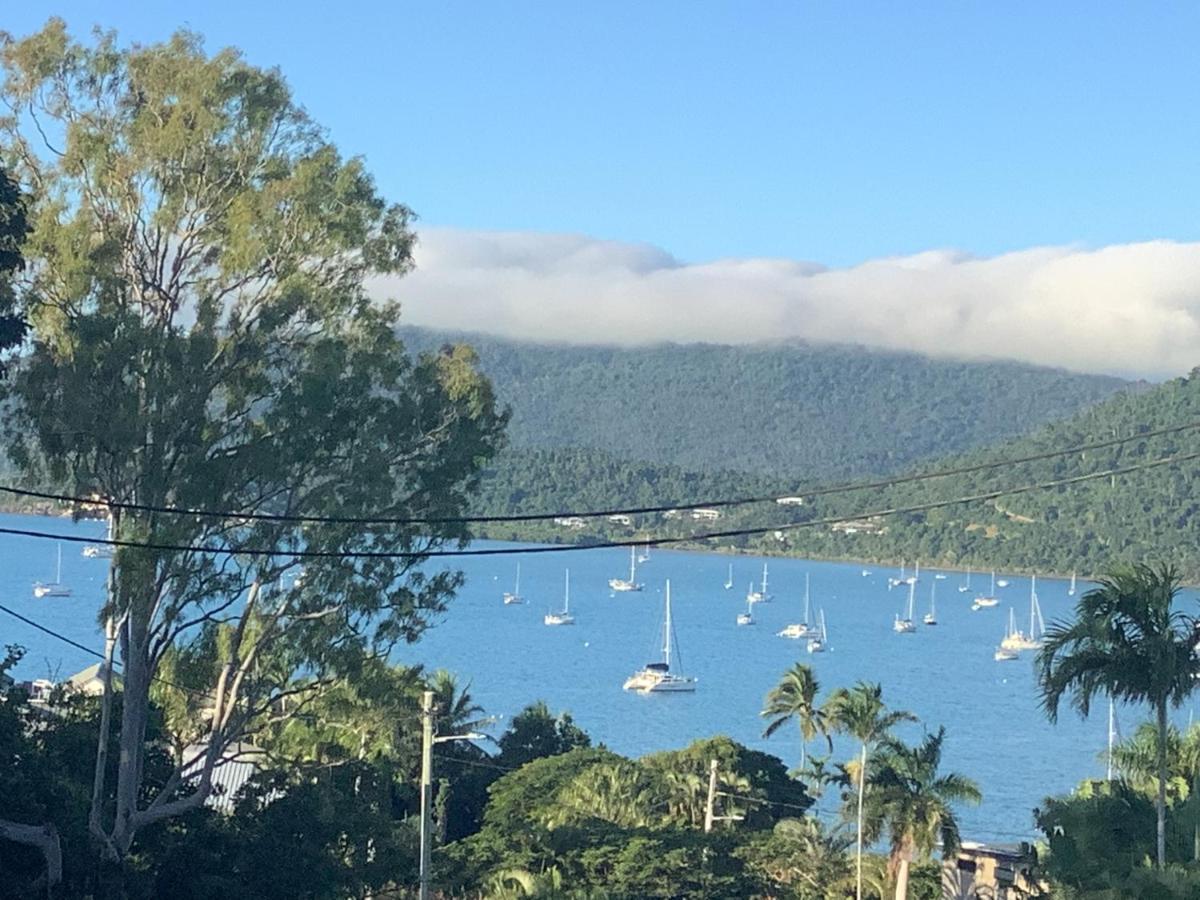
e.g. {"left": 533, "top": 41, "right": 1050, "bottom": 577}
{"left": 399, "top": 327, "right": 1133, "bottom": 480}
{"left": 470, "top": 369, "right": 1200, "bottom": 581}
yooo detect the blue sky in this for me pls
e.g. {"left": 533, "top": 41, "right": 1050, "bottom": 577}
{"left": 8, "top": 3, "right": 1200, "bottom": 267}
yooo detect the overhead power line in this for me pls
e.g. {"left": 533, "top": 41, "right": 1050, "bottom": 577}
{"left": 0, "top": 450, "right": 1193, "bottom": 559}
{"left": 0, "top": 601, "right": 208, "bottom": 698}
{"left": 0, "top": 419, "right": 1194, "bottom": 526}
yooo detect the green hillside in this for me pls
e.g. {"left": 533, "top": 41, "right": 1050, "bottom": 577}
{"left": 470, "top": 369, "right": 1200, "bottom": 581}
{"left": 400, "top": 327, "right": 1131, "bottom": 479}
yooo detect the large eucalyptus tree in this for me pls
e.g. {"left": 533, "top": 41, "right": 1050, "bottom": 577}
{"left": 0, "top": 19, "right": 505, "bottom": 875}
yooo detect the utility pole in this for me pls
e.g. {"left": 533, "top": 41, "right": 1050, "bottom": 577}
{"left": 704, "top": 758, "right": 718, "bottom": 833}
{"left": 419, "top": 690, "right": 434, "bottom": 900}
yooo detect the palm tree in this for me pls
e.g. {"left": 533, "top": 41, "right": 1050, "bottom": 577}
{"left": 863, "top": 727, "right": 981, "bottom": 900}
{"left": 428, "top": 669, "right": 491, "bottom": 737}
{"left": 825, "top": 681, "right": 917, "bottom": 900}
{"left": 1111, "top": 721, "right": 1188, "bottom": 801}
{"left": 762, "top": 663, "right": 830, "bottom": 771}
{"left": 1037, "top": 563, "right": 1200, "bottom": 870}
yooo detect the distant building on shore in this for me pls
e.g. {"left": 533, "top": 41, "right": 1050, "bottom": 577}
{"left": 943, "top": 841, "right": 1041, "bottom": 899}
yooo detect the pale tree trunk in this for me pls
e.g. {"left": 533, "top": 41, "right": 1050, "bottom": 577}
{"left": 893, "top": 856, "right": 910, "bottom": 900}
{"left": 1156, "top": 700, "right": 1168, "bottom": 870}
{"left": 856, "top": 742, "right": 867, "bottom": 900}
{"left": 107, "top": 615, "right": 152, "bottom": 859}
{"left": 0, "top": 819, "right": 61, "bottom": 897}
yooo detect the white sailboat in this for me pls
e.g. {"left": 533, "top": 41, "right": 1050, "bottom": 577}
{"left": 888, "top": 559, "right": 907, "bottom": 589}
{"left": 996, "top": 577, "right": 1010, "bottom": 588}
{"left": 503, "top": 562, "right": 523, "bottom": 605}
{"left": 861, "top": 568, "right": 871, "bottom": 577}
{"left": 894, "top": 580, "right": 917, "bottom": 633}
{"left": 723, "top": 562, "right": 733, "bottom": 591}
{"left": 33, "top": 544, "right": 72, "bottom": 599}
{"left": 959, "top": 567, "right": 972, "bottom": 593}
{"left": 923, "top": 580, "right": 938, "bottom": 626}
{"left": 623, "top": 581, "right": 696, "bottom": 693}
{"left": 778, "top": 573, "right": 820, "bottom": 639}
{"left": 1000, "top": 576, "right": 1045, "bottom": 651}
{"left": 807, "top": 609, "right": 828, "bottom": 654}
{"left": 544, "top": 570, "right": 576, "bottom": 626}
{"left": 972, "top": 571, "right": 1000, "bottom": 610}
{"left": 736, "top": 596, "right": 755, "bottom": 626}
{"left": 637, "top": 544, "right": 651, "bottom": 564}
{"left": 1069, "top": 571, "right": 1077, "bottom": 596}
{"left": 82, "top": 544, "right": 113, "bottom": 559}
{"left": 609, "top": 546, "right": 644, "bottom": 592}
{"left": 995, "top": 610, "right": 1020, "bottom": 661}
{"left": 747, "top": 563, "right": 770, "bottom": 603}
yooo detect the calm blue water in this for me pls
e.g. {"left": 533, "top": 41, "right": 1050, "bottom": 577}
{"left": 3, "top": 512, "right": 1195, "bottom": 843}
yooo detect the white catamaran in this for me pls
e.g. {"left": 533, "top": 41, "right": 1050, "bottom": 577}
{"left": 624, "top": 581, "right": 696, "bottom": 693}
{"left": 503, "top": 563, "right": 523, "bottom": 605}
{"left": 609, "top": 546, "right": 644, "bottom": 593}
{"left": 778, "top": 573, "right": 820, "bottom": 639}
{"left": 544, "top": 570, "right": 576, "bottom": 626}
{"left": 33, "top": 544, "right": 72, "bottom": 599}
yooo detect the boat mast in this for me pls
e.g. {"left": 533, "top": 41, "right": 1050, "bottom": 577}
{"left": 630, "top": 546, "right": 637, "bottom": 582}
{"left": 804, "top": 573, "right": 810, "bottom": 622}
{"left": 761, "top": 563, "right": 768, "bottom": 596}
{"left": 906, "top": 580, "right": 915, "bottom": 620}
{"left": 663, "top": 580, "right": 673, "bottom": 668}
{"left": 1029, "top": 576, "right": 1037, "bottom": 636}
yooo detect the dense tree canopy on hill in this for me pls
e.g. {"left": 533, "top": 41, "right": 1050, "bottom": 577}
{"left": 471, "top": 369, "right": 1200, "bottom": 581}
{"left": 401, "top": 327, "right": 1132, "bottom": 479}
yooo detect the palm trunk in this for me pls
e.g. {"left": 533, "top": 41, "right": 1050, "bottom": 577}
{"left": 1156, "top": 700, "right": 1168, "bottom": 870}
{"left": 856, "top": 742, "right": 867, "bottom": 900}
{"left": 893, "top": 856, "right": 910, "bottom": 900}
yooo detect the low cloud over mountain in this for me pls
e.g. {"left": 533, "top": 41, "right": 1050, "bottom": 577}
{"left": 374, "top": 228, "right": 1200, "bottom": 379}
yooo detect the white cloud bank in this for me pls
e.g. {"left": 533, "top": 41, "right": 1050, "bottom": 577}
{"left": 372, "top": 228, "right": 1200, "bottom": 379}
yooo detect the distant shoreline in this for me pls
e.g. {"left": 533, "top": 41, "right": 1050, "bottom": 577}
{"left": 0, "top": 502, "right": 1113, "bottom": 587}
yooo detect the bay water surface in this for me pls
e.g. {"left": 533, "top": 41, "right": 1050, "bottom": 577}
{"left": 2, "top": 512, "right": 1191, "bottom": 843}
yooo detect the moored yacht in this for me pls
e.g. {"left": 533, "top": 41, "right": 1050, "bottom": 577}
{"left": 736, "top": 596, "right": 755, "bottom": 626}
{"left": 609, "top": 546, "right": 644, "bottom": 592}
{"left": 746, "top": 562, "right": 770, "bottom": 603}
{"left": 623, "top": 581, "right": 696, "bottom": 693}
{"left": 33, "top": 545, "right": 72, "bottom": 599}
{"left": 972, "top": 571, "right": 1000, "bottom": 610}
{"left": 999, "top": 576, "right": 1045, "bottom": 651}
{"left": 893, "top": 580, "right": 917, "bottom": 633}
{"left": 503, "top": 562, "right": 523, "bottom": 605}
{"left": 807, "top": 609, "right": 828, "bottom": 654}
{"left": 544, "top": 570, "right": 575, "bottom": 626}
{"left": 778, "top": 573, "right": 820, "bottom": 639}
